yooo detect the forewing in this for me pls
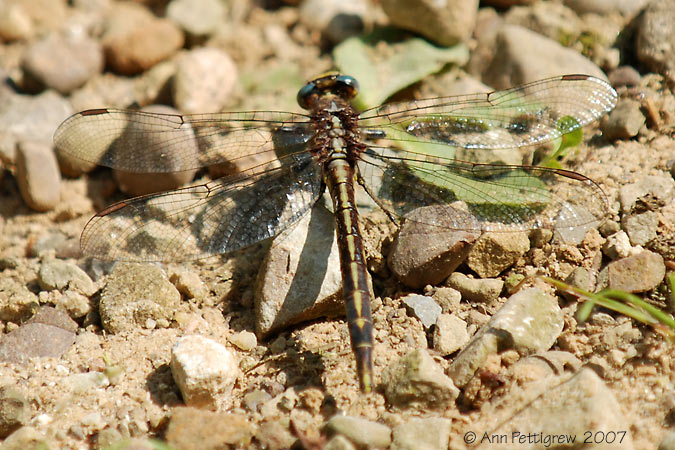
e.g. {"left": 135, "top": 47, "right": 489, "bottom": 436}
{"left": 81, "top": 152, "right": 324, "bottom": 261}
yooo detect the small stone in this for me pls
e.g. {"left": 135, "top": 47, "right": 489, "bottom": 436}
{"left": 170, "top": 335, "right": 240, "bottom": 410}
{"left": 0, "top": 89, "right": 72, "bottom": 145}
{"left": 0, "top": 322, "right": 76, "bottom": 365}
{"left": 529, "top": 228, "right": 553, "bottom": 248}
{"left": 602, "top": 99, "right": 646, "bottom": 140}
{"left": 166, "top": 0, "right": 226, "bottom": 36}
{"left": 561, "top": 267, "right": 595, "bottom": 301}
{"left": 172, "top": 47, "right": 237, "bottom": 114}
{"left": 401, "top": 294, "right": 441, "bottom": 330}
{"left": 0, "top": 386, "right": 28, "bottom": 438}
{"left": 0, "top": 278, "right": 38, "bottom": 322}
{"left": 622, "top": 211, "right": 659, "bottom": 246}
{"left": 324, "top": 415, "right": 392, "bottom": 449}
{"left": 445, "top": 272, "right": 504, "bottom": 302}
{"left": 61, "top": 372, "right": 109, "bottom": 393}
{"left": 433, "top": 314, "right": 469, "bottom": 356}
{"left": 389, "top": 206, "right": 479, "bottom": 289}
{"left": 99, "top": 263, "right": 181, "bottom": 334}
{"left": 255, "top": 204, "right": 343, "bottom": 338}
{"left": 618, "top": 175, "right": 674, "bottom": 213}
{"left": 55, "top": 291, "right": 91, "bottom": 320}
{"left": 38, "top": 259, "right": 97, "bottom": 296}
{"left": 391, "top": 417, "right": 451, "bottom": 450}
{"left": 432, "top": 287, "right": 461, "bottom": 314}
{"left": 243, "top": 389, "right": 272, "bottom": 413}
{"left": 299, "top": 0, "right": 368, "bottom": 44}
{"left": 22, "top": 33, "right": 103, "bottom": 94}
{"left": 602, "top": 230, "right": 635, "bottom": 260}
{"left": 169, "top": 268, "right": 207, "bottom": 299}
{"left": 598, "top": 250, "right": 666, "bottom": 293}
{"left": 28, "top": 305, "right": 78, "bottom": 333}
{"left": 448, "top": 288, "right": 563, "bottom": 387}
{"left": 608, "top": 66, "right": 641, "bottom": 88}
{"left": 0, "top": 426, "right": 46, "bottom": 449}
{"left": 165, "top": 408, "right": 254, "bottom": 449}
{"left": 229, "top": 331, "right": 257, "bottom": 352}
{"left": 466, "top": 231, "right": 529, "bottom": 278}
{"left": 324, "top": 434, "right": 357, "bottom": 450}
{"left": 636, "top": 0, "right": 675, "bottom": 83}
{"left": 255, "top": 419, "right": 296, "bottom": 450}
{"left": 382, "top": 349, "right": 459, "bottom": 408}
{"left": 15, "top": 141, "right": 61, "bottom": 212}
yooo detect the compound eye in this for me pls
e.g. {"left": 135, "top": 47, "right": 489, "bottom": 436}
{"left": 297, "top": 81, "right": 318, "bottom": 109}
{"left": 336, "top": 75, "right": 359, "bottom": 99}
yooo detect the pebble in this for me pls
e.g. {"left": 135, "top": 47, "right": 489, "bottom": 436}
{"left": 299, "top": 0, "right": 369, "bottom": 44}
{"left": 448, "top": 288, "right": 563, "bottom": 387}
{"left": 56, "top": 291, "right": 91, "bottom": 319}
{"left": 324, "top": 434, "right": 357, "bottom": 450}
{"left": 61, "top": 372, "right": 109, "bottom": 393}
{"left": 608, "top": 66, "right": 641, "bottom": 88}
{"left": 445, "top": 272, "right": 504, "bottom": 303}
{"left": 391, "top": 417, "right": 451, "bottom": 450}
{"left": 602, "top": 99, "right": 646, "bottom": 140}
{"left": 0, "top": 278, "right": 39, "bottom": 322}
{"left": 113, "top": 104, "right": 198, "bottom": 196}
{"left": 564, "top": 0, "right": 647, "bottom": 16}
{"left": 622, "top": 211, "right": 659, "bottom": 246}
{"left": 401, "top": 294, "right": 441, "bottom": 330}
{"left": 168, "top": 267, "right": 208, "bottom": 299}
{"left": 324, "top": 415, "right": 392, "bottom": 449}
{"left": 432, "top": 286, "right": 461, "bottom": 313}
{"left": 15, "top": 141, "right": 61, "bottom": 212}
{"left": 1, "top": 89, "right": 72, "bottom": 147}
{"left": 602, "top": 230, "right": 635, "bottom": 260}
{"left": 173, "top": 47, "right": 237, "bottom": 114}
{"left": 597, "top": 250, "right": 666, "bottom": 293}
{"left": 166, "top": 0, "right": 226, "bottom": 37}
{"left": 380, "top": 0, "right": 478, "bottom": 46}
{"left": 22, "top": 33, "right": 103, "bottom": 94}
{"left": 433, "top": 314, "right": 469, "bottom": 356}
{"left": 466, "top": 231, "right": 529, "bottom": 278}
{"left": 170, "top": 335, "right": 240, "bottom": 410}
{"left": 229, "top": 331, "right": 257, "bottom": 352}
{"left": 255, "top": 204, "right": 343, "bottom": 338}
{"left": 99, "top": 263, "right": 180, "bottom": 334}
{"left": 243, "top": 389, "right": 272, "bottom": 413}
{"left": 561, "top": 267, "right": 595, "bottom": 301}
{"left": 102, "top": 2, "right": 184, "bottom": 75}
{"left": 0, "top": 426, "right": 46, "bottom": 449}
{"left": 255, "top": 419, "right": 296, "bottom": 450}
{"left": 388, "top": 206, "right": 479, "bottom": 289}
{"left": 636, "top": 0, "right": 675, "bottom": 83}
{"left": 0, "top": 320, "right": 76, "bottom": 365}
{"left": 165, "top": 407, "right": 254, "bottom": 448}
{"left": 381, "top": 349, "right": 459, "bottom": 408}
{"left": 0, "top": 386, "right": 27, "bottom": 438}
{"left": 484, "top": 25, "right": 607, "bottom": 89}
{"left": 618, "top": 175, "right": 674, "bottom": 213}
{"left": 0, "top": 0, "right": 67, "bottom": 41}
{"left": 38, "top": 259, "right": 97, "bottom": 296}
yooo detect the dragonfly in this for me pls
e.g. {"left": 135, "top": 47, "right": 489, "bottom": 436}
{"left": 53, "top": 73, "right": 617, "bottom": 393}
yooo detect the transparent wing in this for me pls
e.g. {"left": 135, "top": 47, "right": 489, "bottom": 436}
{"left": 359, "top": 75, "right": 617, "bottom": 151}
{"left": 81, "top": 152, "right": 324, "bottom": 262}
{"left": 357, "top": 145, "right": 608, "bottom": 232}
{"left": 53, "top": 109, "right": 314, "bottom": 173}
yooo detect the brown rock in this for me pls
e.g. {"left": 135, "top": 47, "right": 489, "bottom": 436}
{"left": 599, "top": 250, "right": 666, "bottom": 293}
{"left": 15, "top": 141, "right": 61, "bottom": 211}
{"left": 466, "top": 231, "right": 530, "bottom": 278}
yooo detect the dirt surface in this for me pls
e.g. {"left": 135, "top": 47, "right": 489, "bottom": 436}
{"left": 0, "top": 1, "right": 674, "bottom": 449}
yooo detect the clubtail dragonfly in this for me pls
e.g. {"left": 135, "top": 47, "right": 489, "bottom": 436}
{"left": 53, "top": 73, "right": 617, "bottom": 392}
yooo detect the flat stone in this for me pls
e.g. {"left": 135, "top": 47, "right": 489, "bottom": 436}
{"left": 432, "top": 287, "right": 461, "bottom": 313}
{"left": 622, "top": 211, "right": 659, "bottom": 246}
{"left": 99, "top": 263, "right": 181, "bottom": 334}
{"left": 381, "top": 349, "right": 459, "bottom": 408}
{"left": 38, "top": 259, "right": 97, "bottom": 296}
{"left": 598, "top": 250, "right": 665, "bottom": 293}
{"left": 165, "top": 408, "right": 254, "bottom": 449}
{"left": 324, "top": 415, "right": 392, "bottom": 449}
{"left": 0, "top": 386, "right": 28, "bottom": 438}
{"left": 255, "top": 203, "right": 343, "bottom": 338}
{"left": 27, "top": 306, "right": 78, "bottom": 333}
{"left": 0, "top": 322, "right": 76, "bottom": 364}
{"left": 564, "top": 0, "right": 647, "bottom": 16}
{"left": 618, "top": 175, "right": 675, "bottom": 213}
{"left": 561, "top": 267, "right": 595, "bottom": 301}
{"left": 445, "top": 272, "right": 504, "bottom": 302}
{"left": 448, "top": 288, "right": 563, "bottom": 387}
{"left": 173, "top": 47, "right": 237, "bottom": 114}
{"left": 389, "top": 206, "right": 479, "bottom": 289}
{"left": 602, "top": 99, "right": 646, "bottom": 140}
{"left": 401, "top": 294, "right": 441, "bottom": 330}
{"left": 166, "top": 0, "right": 226, "bottom": 36}
{"left": 466, "top": 231, "right": 530, "bottom": 278}
{"left": 15, "top": 141, "right": 61, "bottom": 212}
{"left": 391, "top": 417, "right": 451, "bottom": 450}
{"left": 0, "top": 88, "right": 72, "bottom": 145}
{"left": 228, "top": 331, "right": 257, "bottom": 352}
{"left": 433, "top": 314, "right": 469, "bottom": 356}
{"left": 170, "top": 335, "right": 240, "bottom": 410}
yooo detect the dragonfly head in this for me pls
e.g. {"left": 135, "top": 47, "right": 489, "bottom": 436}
{"left": 297, "top": 73, "right": 359, "bottom": 110}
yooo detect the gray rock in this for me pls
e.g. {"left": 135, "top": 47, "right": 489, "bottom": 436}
{"left": 228, "top": 331, "right": 257, "bottom": 352}
{"left": 0, "top": 322, "right": 76, "bottom": 364}
{"left": 445, "top": 272, "right": 504, "bottom": 302}
{"left": 432, "top": 286, "right": 461, "bottom": 314}
{"left": 602, "top": 230, "right": 635, "bottom": 260}
{"left": 27, "top": 305, "right": 79, "bottom": 333}
{"left": 391, "top": 417, "right": 451, "bottom": 450}
{"left": 602, "top": 99, "right": 646, "bottom": 140}
{"left": 597, "top": 250, "right": 666, "bottom": 293}
{"left": 564, "top": 0, "right": 647, "bottom": 16}
{"left": 99, "top": 263, "right": 181, "bottom": 333}
{"left": 636, "top": 0, "right": 675, "bottom": 83}
{"left": 0, "top": 278, "right": 38, "bottom": 322}
{"left": 173, "top": 47, "right": 237, "bottom": 114}
{"left": 401, "top": 294, "right": 441, "bottom": 329}
{"left": 380, "top": 0, "right": 478, "bottom": 47}
{"left": 382, "top": 349, "right": 459, "bottom": 408}
{"left": 38, "top": 259, "right": 97, "bottom": 296}
{"left": 255, "top": 203, "right": 343, "bottom": 338}
{"left": 622, "top": 211, "right": 659, "bottom": 246}
{"left": 484, "top": 25, "right": 607, "bottom": 89}
{"left": 389, "top": 206, "right": 479, "bottom": 289}
{"left": 433, "top": 314, "right": 469, "bottom": 356}
{"left": 15, "top": 141, "right": 61, "bottom": 212}
{"left": 170, "top": 335, "right": 239, "bottom": 410}
{"left": 0, "top": 89, "right": 72, "bottom": 145}
{"left": 504, "top": 2, "right": 581, "bottom": 46}
{"left": 618, "top": 174, "right": 674, "bottom": 213}
{"left": 68, "top": 73, "right": 137, "bottom": 113}
{"left": 487, "top": 368, "right": 634, "bottom": 449}
{"left": 299, "top": 0, "right": 369, "bottom": 44}
{"left": 22, "top": 33, "right": 103, "bottom": 94}
{"left": 324, "top": 415, "right": 392, "bottom": 449}
{"left": 466, "top": 231, "right": 529, "bottom": 278}
{"left": 165, "top": 408, "right": 254, "bottom": 449}
{"left": 166, "top": 0, "right": 225, "bottom": 36}
{"left": 608, "top": 66, "right": 641, "bottom": 88}
{"left": 448, "top": 288, "right": 563, "bottom": 387}
{"left": 561, "top": 267, "right": 595, "bottom": 301}
{"left": 0, "top": 386, "right": 27, "bottom": 438}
